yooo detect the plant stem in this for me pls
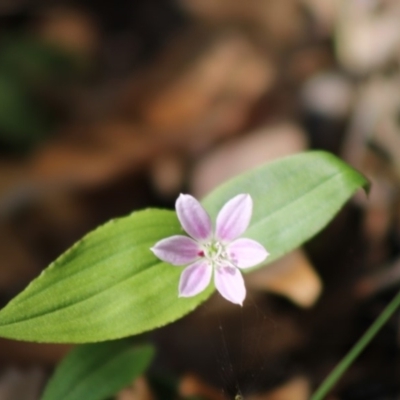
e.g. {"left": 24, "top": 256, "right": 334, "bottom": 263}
{"left": 310, "top": 289, "right": 400, "bottom": 400}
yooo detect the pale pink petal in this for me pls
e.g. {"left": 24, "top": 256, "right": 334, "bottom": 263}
{"left": 214, "top": 266, "right": 246, "bottom": 305}
{"left": 227, "top": 238, "right": 269, "bottom": 269}
{"left": 151, "top": 235, "right": 202, "bottom": 265}
{"left": 179, "top": 260, "right": 212, "bottom": 297}
{"left": 176, "top": 194, "right": 212, "bottom": 242}
{"left": 215, "top": 194, "right": 252, "bottom": 242}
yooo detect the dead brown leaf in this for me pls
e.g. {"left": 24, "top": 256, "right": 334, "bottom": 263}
{"left": 124, "top": 31, "right": 275, "bottom": 152}
{"left": 247, "top": 376, "right": 310, "bottom": 400}
{"left": 179, "top": 373, "right": 227, "bottom": 400}
{"left": 116, "top": 376, "right": 154, "bottom": 400}
{"left": 246, "top": 250, "right": 322, "bottom": 308}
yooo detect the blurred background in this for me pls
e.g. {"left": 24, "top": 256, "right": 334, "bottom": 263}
{"left": 0, "top": 0, "right": 400, "bottom": 399}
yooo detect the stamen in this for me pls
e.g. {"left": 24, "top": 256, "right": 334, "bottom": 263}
{"left": 202, "top": 240, "right": 231, "bottom": 264}
{"left": 215, "top": 242, "right": 222, "bottom": 258}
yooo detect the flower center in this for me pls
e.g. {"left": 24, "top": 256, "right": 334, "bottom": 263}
{"left": 201, "top": 240, "right": 230, "bottom": 267}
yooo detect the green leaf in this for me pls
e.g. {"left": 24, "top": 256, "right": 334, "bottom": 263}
{"left": 0, "top": 209, "right": 210, "bottom": 342}
{"left": 202, "top": 150, "right": 369, "bottom": 264}
{"left": 0, "top": 151, "right": 368, "bottom": 343}
{"left": 41, "top": 341, "right": 154, "bottom": 400}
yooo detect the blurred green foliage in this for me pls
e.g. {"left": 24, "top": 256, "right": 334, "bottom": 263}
{"left": 0, "top": 35, "right": 84, "bottom": 151}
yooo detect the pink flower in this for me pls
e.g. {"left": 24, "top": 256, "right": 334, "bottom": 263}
{"left": 151, "top": 194, "right": 269, "bottom": 305}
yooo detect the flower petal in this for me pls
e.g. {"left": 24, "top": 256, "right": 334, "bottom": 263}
{"left": 227, "top": 238, "right": 269, "bottom": 269}
{"left": 176, "top": 194, "right": 212, "bottom": 241}
{"left": 179, "top": 260, "right": 212, "bottom": 297}
{"left": 214, "top": 266, "right": 246, "bottom": 305}
{"left": 151, "top": 235, "right": 201, "bottom": 265}
{"left": 215, "top": 194, "right": 253, "bottom": 242}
